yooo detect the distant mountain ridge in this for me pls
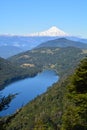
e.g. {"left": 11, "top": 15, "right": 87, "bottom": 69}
{"left": 0, "top": 35, "right": 59, "bottom": 58}
{"left": 0, "top": 26, "right": 87, "bottom": 58}
{"left": 36, "top": 38, "right": 87, "bottom": 49}
{"left": 0, "top": 46, "right": 23, "bottom": 58}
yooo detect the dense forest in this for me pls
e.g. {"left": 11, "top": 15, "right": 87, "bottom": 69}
{"left": 0, "top": 57, "right": 41, "bottom": 90}
{"left": 9, "top": 47, "right": 87, "bottom": 77}
{"left": 0, "top": 58, "right": 87, "bottom": 130}
{"left": 61, "top": 58, "right": 87, "bottom": 130}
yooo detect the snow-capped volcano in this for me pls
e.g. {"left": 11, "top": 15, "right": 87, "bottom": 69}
{"left": 29, "top": 26, "right": 68, "bottom": 37}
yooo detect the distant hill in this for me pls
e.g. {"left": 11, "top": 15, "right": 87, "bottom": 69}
{"left": 36, "top": 38, "right": 87, "bottom": 49}
{"left": 0, "top": 46, "right": 23, "bottom": 58}
{"left": 0, "top": 34, "right": 87, "bottom": 58}
{"left": 9, "top": 46, "right": 87, "bottom": 77}
{"left": 0, "top": 35, "right": 59, "bottom": 58}
{"left": 79, "top": 38, "right": 87, "bottom": 43}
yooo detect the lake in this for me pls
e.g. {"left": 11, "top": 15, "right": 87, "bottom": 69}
{"left": 0, "top": 70, "right": 59, "bottom": 116}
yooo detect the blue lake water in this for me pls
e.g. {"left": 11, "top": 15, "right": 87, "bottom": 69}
{"left": 0, "top": 70, "right": 59, "bottom": 116}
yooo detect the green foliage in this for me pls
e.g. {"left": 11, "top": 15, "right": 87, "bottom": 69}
{"left": 61, "top": 58, "right": 87, "bottom": 130}
{"left": 72, "top": 59, "right": 87, "bottom": 93}
{"left": 1, "top": 78, "right": 66, "bottom": 130}
{"left": 0, "top": 57, "right": 41, "bottom": 90}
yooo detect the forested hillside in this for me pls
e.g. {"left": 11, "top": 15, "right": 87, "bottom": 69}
{"left": 0, "top": 57, "right": 20, "bottom": 90}
{"left": 0, "top": 57, "right": 40, "bottom": 90}
{"left": 61, "top": 58, "right": 87, "bottom": 130}
{"left": 2, "top": 58, "right": 87, "bottom": 130}
{"left": 9, "top": 47, "right": 86, "bottom": 77}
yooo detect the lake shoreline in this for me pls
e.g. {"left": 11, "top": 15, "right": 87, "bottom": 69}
{"left": 0, "top": 70, "right": 41, "bottom": 91}
{"left": 0, "top": 68, "right": 59, "bottom": 91}
{"left": 0, "top": 70, "right": 59, "bottom": 117}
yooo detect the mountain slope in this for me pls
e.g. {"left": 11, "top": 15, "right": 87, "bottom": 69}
{"left": 0, "top": 57, "right": 40, "bottom": 90}
{"left": 8, "top": 46, "right": 87, "bottom": 77}
{"left": 2, "top": 58, "right": 87, "bottom": 130}
{"left": 37, "top": 38, "right": 87, "bottom": 49}
{"left": 0, "top": 57, "right": 24, "bottom": 90}
{"left": 61, "top": 58, "right": 87, "bottom": 129}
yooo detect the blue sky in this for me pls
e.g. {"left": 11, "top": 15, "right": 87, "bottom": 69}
{"left": 0, "top": 0, "right": 87, "bottom": 38}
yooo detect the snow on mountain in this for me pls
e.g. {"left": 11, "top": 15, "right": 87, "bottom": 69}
{"left": 28, "top": 26, "right": 69, "bottom": 37}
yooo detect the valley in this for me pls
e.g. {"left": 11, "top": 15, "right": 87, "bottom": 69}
{"left": 0, "top": 36, "right": 87, "bottom": 130}
{"left": 1, "top": 58, "right": 87, "bottom": 130}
